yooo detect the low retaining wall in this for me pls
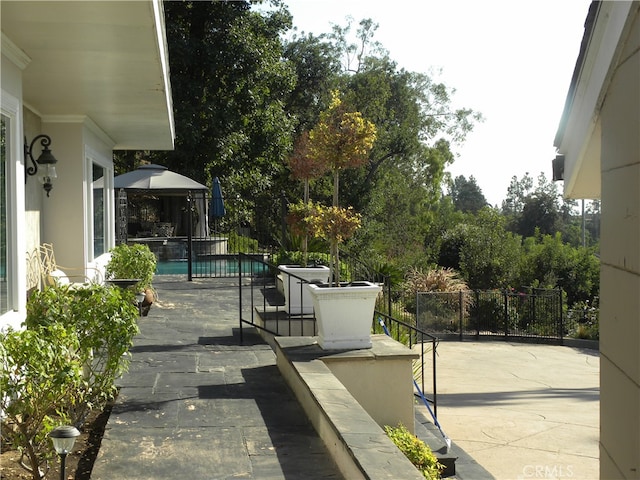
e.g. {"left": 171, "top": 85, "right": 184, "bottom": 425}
{"left": 274, "top": 335, "right": 424, "bottom": 480}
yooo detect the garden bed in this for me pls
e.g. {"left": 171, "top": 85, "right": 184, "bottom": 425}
{"left": 0, "top": 402, "right": 111, "bottom": 480}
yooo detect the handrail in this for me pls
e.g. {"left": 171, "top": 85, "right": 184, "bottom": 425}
{"left": 238, "top": 253, "right": 318, "bottom": 343}
{"left": 374, "top": 310, "right": 439, "bottom": 417}
{"left": 238, "top": 253, "right": 439, "bottom": 416}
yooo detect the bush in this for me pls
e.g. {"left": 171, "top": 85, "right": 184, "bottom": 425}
{"left": 385, "top": 423, "right": 444, "bottom": 479}
{"left": 0, "top": 325, "right": 83, "bottom": 479}
{"left": 106, "top": 243, "right": 157, "bottom": 293}
{"left": 567, "top": 300, "right": 599, "bottom": 340}
{"left": 25, "top": 284, "right": 139, "bottom": 424}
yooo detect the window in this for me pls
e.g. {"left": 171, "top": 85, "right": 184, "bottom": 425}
{"left": 92, "top": 162, "right": 105, "bottom": 258}
{"left": 87, "top": 149, "right": 113, "bottom": 261}
{"left": 0, "top": 114, "right": 7, "bottom": 315}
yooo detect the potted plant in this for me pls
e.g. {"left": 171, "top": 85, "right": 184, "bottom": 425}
{"left": 300, "top": 91, "right": 381, "bottom": 349}
{"left": 105, "top": 243, "right": 157, "bottom": 315}
{"left": 279, "top": 130, "right": 331, "bottom": 314}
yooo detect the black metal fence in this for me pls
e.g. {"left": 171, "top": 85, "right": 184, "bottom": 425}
{"left": 416, "top": 288, "right": 565, "bottom": 342}
{"left": 237, "top": 253, "right": 439, "bottom": 412}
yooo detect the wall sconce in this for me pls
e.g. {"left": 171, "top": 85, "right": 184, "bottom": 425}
{"left": 25, "top": 134, "right": 59, "bottom": 197}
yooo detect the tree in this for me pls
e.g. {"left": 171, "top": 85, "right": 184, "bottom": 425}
{"left": 448, "top": 175, "right": 488, "bottom": 213}
{"left": 283, "top": 32, "right": 342, "bottom": 133}
{"left": 116, "top": 1, "right": 297, "bottom": 202}
{"left": 458, "top": 208, "right": 522, "bottom": 289}
{"left": 304, "top": 92, "right": 377, "bottom": 283}
{"left": 518, "top": 233, "right": 599, "bottom": 305}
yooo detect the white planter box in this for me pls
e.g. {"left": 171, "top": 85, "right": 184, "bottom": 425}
{"left": 307, "top": 281, "right": 382, "bottom": 350}
{"left": 278, "top": 265, "right": 330, "bottom": 314}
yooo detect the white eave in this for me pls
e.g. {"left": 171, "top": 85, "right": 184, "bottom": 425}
{"left": 554, "top": 1, "right": 639, "bottom": 199}
{"left": 1, "top": 0, "right": 174, "bottom": 150}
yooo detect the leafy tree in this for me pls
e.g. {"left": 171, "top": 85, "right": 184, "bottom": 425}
{"left": 448, "top": 175, "right": 488, "bottom": 213}
{"left": 458, "top": 208, "right": 522, "bottom": 289}
{"left": 502, "top": 172, "right": 534, "bottom": 217}
{"left": 502, "top": 172, "right": 581, "bottom": 241}
{"left": 283, "top": 32, "right": 342, "bottom": 133}
{"left": 116, "top": 1, "right": 297, "bottom": 201}
{"left": 356, "top": 164, "right": 432, "bottom": 267}
{"left": 304, "top": 92, "right": 377, "bottom": 283}
{"left": 518, "top": 232, "right": 599, "bottom": 305}
{"left": 518, "top": 192, "right": 560, "bottom": 237}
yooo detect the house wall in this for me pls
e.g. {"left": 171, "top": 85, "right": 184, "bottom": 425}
{"left": 598, "top": 11, "right": 640, "bottom": 479}
{"left": 38, "top": 120, "right": 115, "bottom": 269}
{"left": 24, "top": 108, "right": 44, "bottom": 255}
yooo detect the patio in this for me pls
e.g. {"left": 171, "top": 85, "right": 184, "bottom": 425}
{"left": 90, "top": 274, "right": 598, "bottom": 479}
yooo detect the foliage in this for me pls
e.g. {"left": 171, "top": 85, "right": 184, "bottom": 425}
{"left": 401, "top": 266, "right": 469, "bottom": 296}
{"left": 384, "top": 423, "right": 444, "bottom": 479}
{"left": 228, "top": 230, "right": 259, "bottom": 253}
{"left": 447, "top": 175, "right": 488, "bottom": 213}
{"left": 308, "top": 204, "right": 362, "bottom": 245}
{"left": 517, "top": 233, "right": 599, "bottom": 305}
{"left": 501, "top": 172, "right": 581, "bottom": 243}
{"left": 286, "top": 131, "right": 328, "bottom": 263}
{"left": 0, "top": 325, "right": 83, "bottom": 479}
{"left": 457, "top": 208, "right": 522, "bottom": 289}
{"left": 294, "top": 90, "right": 376, "bottom": 284}
{"left": 106, "top": 243, "right": 157, "bottom": 292}
{"left": 402, "top": 267, "right": 471, "bottom": 331}
{"left": 567, "top": 300, "right": 599, "bottom": 340}
{"left": 24, "top": 284, "right": 140, "bottom": 424}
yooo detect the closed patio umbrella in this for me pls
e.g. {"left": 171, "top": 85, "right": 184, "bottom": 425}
{"left": 210, "top": 177, "right": 226, "bottom": 219}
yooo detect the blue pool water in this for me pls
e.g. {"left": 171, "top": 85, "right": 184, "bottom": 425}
{"left": 155, "top": 259, "right": 268, "bottom": 276}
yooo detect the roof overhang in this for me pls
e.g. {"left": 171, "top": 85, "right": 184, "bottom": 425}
{"left": 1, "top": 0, "right": 174, "bottom": 150}
{"left": 553, "top": 1, "right": 639, "bottom": 199}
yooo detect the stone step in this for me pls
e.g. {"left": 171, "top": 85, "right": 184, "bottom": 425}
{"left": 414, "top": 402, "right": 495, "bottom": 480}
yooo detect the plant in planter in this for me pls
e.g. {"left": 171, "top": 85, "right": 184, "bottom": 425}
{"left": 105, "top": 243, "right": 157, "bottom": 315}
{"left": 304, "top": 90, "right": 377, "bottom": 284}
{"left": 299, "top": 91, "right": 380, "bottom": 349}
{"left": 280, "top": 200, "right": 331, "bottom": 314}
{"left": 286, "top": 131, "right": 329, "bottom": 266}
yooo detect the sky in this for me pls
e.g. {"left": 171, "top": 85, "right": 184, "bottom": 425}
{"left": 282, "top": 0, "right": 593, "bottom": 206}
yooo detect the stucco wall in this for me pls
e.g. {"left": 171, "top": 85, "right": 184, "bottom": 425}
{"left": 598, "top": 12, "right": 640, "bottom": 479}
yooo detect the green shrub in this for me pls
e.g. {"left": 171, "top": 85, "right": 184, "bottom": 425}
{"left": 384, "top": 423, "right": 444, "bottom": 479}
{"left": 106, "top": 243, "right": 157, "bottom": 292}
{"left": 228, "top": 230, "right": 259, "bottom": 253}
{"left": 0, "top": 325, "right": 83, "bottom": 479}
{"left": 567, "top": 300, "right": 599, "bottom": 340}
{"left": 25, "top": 284, "right": 139, "bottom": 424}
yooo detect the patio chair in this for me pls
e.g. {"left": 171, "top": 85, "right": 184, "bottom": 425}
{"left": 26, "top": 248, "right": 41, "bottom": 293}
{"left": 39, "top": 243, "right": 103, "bottom": 288}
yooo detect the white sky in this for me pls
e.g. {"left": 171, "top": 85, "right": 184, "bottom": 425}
{"left": 283, "top": 0, "right": 592, "bottom": 206}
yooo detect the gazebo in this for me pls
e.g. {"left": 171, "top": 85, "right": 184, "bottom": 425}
{"left": 114, "top": 164, "right": 224, "bottom": 261}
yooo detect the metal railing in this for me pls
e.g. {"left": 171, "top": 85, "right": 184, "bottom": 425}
{"left": 373, "top": 311, "right": 439, "bottom": 416}
{"left": 416, "top": 288, "right": 565, "bottom": 342}
{"left": 238, "top": 253, "right": 318, "bottom": 342}
{"left": 238, "top": 252, "right": 439, "bottom": 415}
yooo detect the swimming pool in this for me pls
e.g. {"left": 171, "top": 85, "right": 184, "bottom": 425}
{"left": 155, "top": 258, "right": 269, "bottom": 276}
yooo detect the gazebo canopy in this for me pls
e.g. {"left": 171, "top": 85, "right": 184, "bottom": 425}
{"left": 114, "top": 164, "right": 207, "bottom": 194}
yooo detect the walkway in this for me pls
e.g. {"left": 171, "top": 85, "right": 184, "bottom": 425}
{"left": 91, "top": 277, "right": 342, "bottom": 480}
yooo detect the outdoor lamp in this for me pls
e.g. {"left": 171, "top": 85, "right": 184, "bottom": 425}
{"left": 49, "top": 425, "right": 80, "bottom": 480}
{"left": 25, "top": 134, "right": 59, "bottom": 196}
